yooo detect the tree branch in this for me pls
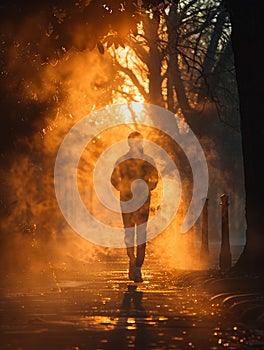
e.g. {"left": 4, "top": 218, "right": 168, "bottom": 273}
{"left": 114, "top": 60, "right": 149, "bottom": 101}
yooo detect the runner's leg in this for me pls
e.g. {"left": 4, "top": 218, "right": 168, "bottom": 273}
{"left": 122, "top": 212, "right": 136, "bottom": 280}
{"left": 136, "top": 222, "right": 147, "bottom": 267}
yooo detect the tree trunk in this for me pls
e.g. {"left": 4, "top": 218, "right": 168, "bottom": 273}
{"left": 166, "top": 4, "right": 192, "bottom": 114}
{"left": 166, "top": 4, "right": 178, "bottom": 112}
{"left": 143, "top": 15, "right": 164, "bottom": 107}
{"left": 226, "top": 0, "right": 264, "bottom": 272}
{"left": 198, "top": 9, "right": 227, "bottom": 102}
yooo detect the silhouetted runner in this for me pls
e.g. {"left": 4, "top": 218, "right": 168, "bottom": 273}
{"left": 111, "top": 131, "right": 159, "bottom": 282}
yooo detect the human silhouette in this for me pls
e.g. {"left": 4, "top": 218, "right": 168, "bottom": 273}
{"left": 111, "top": 131, "right": 159, "bottom": 282}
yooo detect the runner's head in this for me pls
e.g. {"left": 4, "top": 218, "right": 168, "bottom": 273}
{"left": 128, "top": 131, "right": 143, "bottom": 151}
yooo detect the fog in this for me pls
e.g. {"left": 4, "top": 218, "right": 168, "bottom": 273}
{"left": 0, "top": 14, "right": 246, "bottom": 294}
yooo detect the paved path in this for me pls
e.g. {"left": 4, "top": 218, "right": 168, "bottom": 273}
{"left": 1, "top": 256, "right": 264, "bottom": 350}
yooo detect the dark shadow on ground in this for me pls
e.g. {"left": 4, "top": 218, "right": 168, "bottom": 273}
{"left": 100, "top": 284, "right": 148, "bottom": 350}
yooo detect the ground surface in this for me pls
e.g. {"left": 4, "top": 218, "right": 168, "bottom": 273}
{"left": 1, "top": 254, "right": 264, "bottom": 350}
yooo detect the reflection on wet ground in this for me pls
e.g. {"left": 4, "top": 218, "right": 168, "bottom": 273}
{"left": 0, "top": 258, "right": 263, "bottom": 349}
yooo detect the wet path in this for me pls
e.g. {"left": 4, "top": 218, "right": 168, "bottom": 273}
{"left": 1, "top": 258, "right": 263, "bottom": 349}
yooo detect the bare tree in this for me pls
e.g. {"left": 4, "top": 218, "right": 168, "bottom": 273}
{"left": 105, "top": 0, "right": 237, "bottom": 125}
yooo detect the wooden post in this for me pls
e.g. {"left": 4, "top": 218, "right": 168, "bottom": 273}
{"left": 200, "top": 198, "right": 209, "bottom": 265}
{"left": 219, "top": 194, "right": 232, "bottom": 272}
